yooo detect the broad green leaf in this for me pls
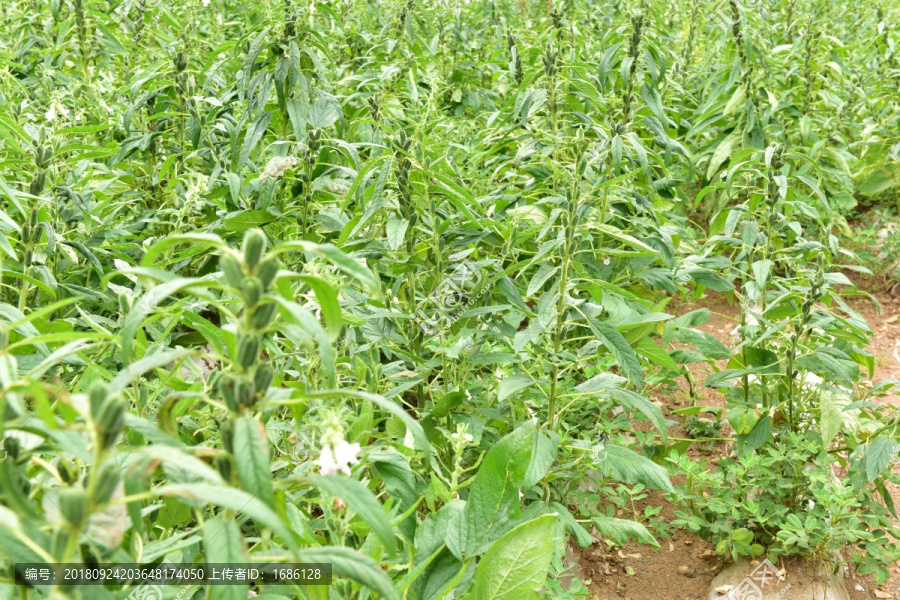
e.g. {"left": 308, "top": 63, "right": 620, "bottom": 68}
{"left": 450, "top": 419, "right": 536, "bottom": 558}
{"left": 498, "top": 375, "right": 535, "bottom": 402}
{"left": 599, "top": 445, "right": 674, "bottom": 493}
{"left": 585, "top": 317, "right": 644, "bottom": 389}
{"left": 223, "top": 209, "right": 278, "bottom": 232}
{"left": 592, "top": 515, "right": 659, "bottom": 548}
{"left": 469, "top": 514, "right": 556, "bottom": 600}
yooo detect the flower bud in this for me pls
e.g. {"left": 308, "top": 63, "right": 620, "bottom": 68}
{"left": 218, "top": 374, "right": 240, "bottom": 412}
{"left": 215, "top": 455, "right": 232, "bottom": 481}
{"left": 237, "top": 380, "right": 255, "bottom": 408}
{"left": 51, "top": 527, "right": 71, "bottom": 560}
{"left": 220, "top": 420, "right": 234, "bottom": 453}
{"left": 254, "top": 256, "right": 280, "bottom": 290}
{"left": 242, "top": 277, "right": 263, "bottom": 308}
{"left": 88, "top": 380, "right": 109, "bottom": 420}
{"left": 3, "top": 436, "right": 20, "bottom": 462}
{"left": 236, "top": 335, "right": 260, "bottom": 370}
{"left": 57, "top": 457, "right": 78, "bottom": 484}
{"left": 219, "top": 253, "right": 245, "bottom": 289}
{"left": 242, "top": 229, "right": 266, "bottom": 269}
{"left": 30, "top": 171, "right": 46, "bottom": 196}
{"left": 89, "top": 462, "right": 120, "bottom": 505}
{"left": 250, "top": 302, "right": 277, "bottom": 330}
{"left": 96, "top": 396, "right": 125, "bottom": 450}
{"left": 174, "top": 51, "right": 187, "bottom": 73}
{"left": 253, "top": 363, "right": 274, "bottom": 395}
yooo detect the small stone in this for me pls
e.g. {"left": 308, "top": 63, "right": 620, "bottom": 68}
{"left": 874, "top": 591, "right": 892, "bottom": 599}
{"left": 684, "top": 540, "right": 693, "bottom": 546}
{"left": 678, "top": 565, "right": 693, "bottom": 578}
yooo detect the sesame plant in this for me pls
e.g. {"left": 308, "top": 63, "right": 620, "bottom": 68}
{"left": 669, "top": 144, "right": 900, "bottom": 582}
{"left": 1, "top": 0, "right": 900, "bottom": 598}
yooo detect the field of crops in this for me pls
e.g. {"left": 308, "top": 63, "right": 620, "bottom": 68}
{"left": 2, "top": 0, "right": 900, "bottom": 598}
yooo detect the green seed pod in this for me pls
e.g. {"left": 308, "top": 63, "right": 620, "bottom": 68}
{"left": 219, "top": 253, "right": 245, "bottom": 289}
{"left": 29, "top": 171, "right": 46, "bottom": 195}
{"left": 89, "top": 462, "right": 120, "bottom": 505}
{"left": 218, "top": 374, "right": 240, "bottom": 412}
{"left": 253, "top": 362, "right": 274, "bottom": 395}
{"left": 96, "top": 396, "right": 125, "bottom": 450}
{"left": 57, "top": 457, "right": 78, "bottom": 484}
{"left": 242, "top": 229, "right": 266, "bottom": 269}
{"left": 250, "top": 302, "right": 277, "bottom": 330}
{"left": 174, "top": 51, "right": 187, "bottom": 73}
{"left": 24, "top": 249, "right": 32, "bottom": 268}
{"left": 88, "top": 380, "right": 109, "bottom": 420}
{"left": 254, "top": 256, "right": 280, "bottom": 290}
{"left": 3, "top": 436, "right": 20, "bottom": 461}
{"left": 237, "top": 380, "right": 255, "bottom": 408}
{"left": 242, "top": 276, "right": 263, "bottom": 308}
{"left": 58, "top": 487, "right": 88, "bottom": 529}
{"left": 51, "top": 527, "right": 71, "bottom": 560}
{"left": 214, "top": 455, "right": 232, "bottom": 481}
{"left": 236, "top": 335, "right": 260, "bottom": 370}
{"left": 221, "top": 420, "right": 234, "bottom": 453}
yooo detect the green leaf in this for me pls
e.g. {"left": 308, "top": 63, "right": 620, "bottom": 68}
{"left": 108, "top": 348, "right": 193, "bottom": 396}
{"left": 592, "top": 515, "right": 659, "bottom": 548}
{"left": 522, "top": 431, "right": 558, "bottom": 489}
{"left": 295, "top": 275, "right": 342, "bottom": 342}
{"left": 686, "top": 268, "right": 734, "bottom": 292}
{"left": 819, "top": 390, "right": 842, "bottom": 446}
{"left": 370, "top": 448, "right": 418, "bottom": 541}
{"left": 469, "top": 514, "right": 557, "bottom": 600}
{"left": 306, "top": 474, "right": 397, "bottom": 557}
{"left": 223, "top": 210, "right": 277, "bottom": 232}
{"left": 272, "top": 297, "right": 335, "bottom": 387}
{"left": 854, "top": 438, "right": 900, "bottom": 484}
{"left": 156, "top": 484, "right": 298, "bottom": 554}
{"left": 386, "top": 218, "right": 409, "bottom": 252}
{"left": 232, "top": 416, "right": 274, "bottom": 508}
{"left": 605, "top": 388, "right": 668, "bottom": 444}
{"left": 295, "top": 546, "right": 398, "bottom": 600}
{"left": 526, "top": 265, "right": 558, "bottom": 297}
{"left": 706, "top": 133, "right": 740, "bottom": 180}
{"left": 273, "top": 241, "right": 380, "bottom": 293}
{"left": 498, "top": 375, "right": 535, "bottom": 402}
{"left": 599, "top": 445, "right": 674, "bottom": 493}
{"left": 450, "top": 419, "right": 536, "bottom": 558}
{"left": 202, "top": 517, "right": 247, "bottom": 600}
{"left": 586, "top": 318, "right": 644, "bottom": 389}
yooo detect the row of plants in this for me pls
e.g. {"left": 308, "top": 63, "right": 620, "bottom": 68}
{"left": 0, "top": 0, "right": 899, "bottom": 598}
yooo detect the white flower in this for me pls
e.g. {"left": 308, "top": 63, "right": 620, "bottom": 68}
{"left": 315, "top": 439, "right": 361, "bottom": 476}
{"left": 201, "top": 0, "right": 210, "bottom": 5}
